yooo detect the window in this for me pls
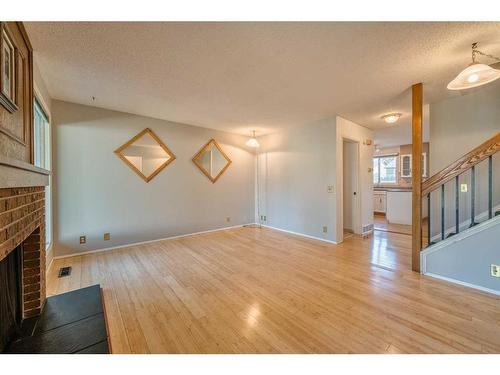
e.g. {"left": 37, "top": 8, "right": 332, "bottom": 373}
{"left": 33, "top": 98, "right": 51, "bottom": 248}
{"left": 34, "top": 99, "right": 50, "bottom": 169}
{"left": 373, "top": 155, "right": 397, "bottom": 184}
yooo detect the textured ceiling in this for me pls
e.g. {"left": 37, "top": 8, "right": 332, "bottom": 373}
{"left": 374, "top": 105, "right": 430, "bottom": 148}
{"left": 25, "top": 22, "right": 500, "bottom": 135}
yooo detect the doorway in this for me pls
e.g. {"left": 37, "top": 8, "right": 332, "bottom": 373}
{"left": 342, "top": 139, "right": 360, "bottom": 239}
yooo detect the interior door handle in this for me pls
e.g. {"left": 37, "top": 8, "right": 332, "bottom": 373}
{"left": 353, "top": 192, "right": 357, "bottom": 195}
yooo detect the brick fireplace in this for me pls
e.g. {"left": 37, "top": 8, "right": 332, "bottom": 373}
{"left": 0, "top": 186, "right": 46, "bottom": 349}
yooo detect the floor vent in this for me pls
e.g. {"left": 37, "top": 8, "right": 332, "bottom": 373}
{"left": 362, "top": 224, "right": 374, "bottom": 234}
{"left": 58, "top": 267, "right": 72, "bottom": 278}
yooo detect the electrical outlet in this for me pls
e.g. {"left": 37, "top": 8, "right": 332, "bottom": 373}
{"left": 104, "top": 232, "right": 110, "bottom": 241}
{"left": 460, "top": 183, "right": 468, "bottom": 193}
{"left": 79, "top": 235, "right": 86, "bottom": 244}
{"left": 226, "top": 217, "right": 231, "bottom": 223}
{"left": 263, "top": 215, "right": 267, "bottom": 222}
{"left": 323, "top": 226, "right": 328, "bottom": 233}
{"left": 491, "top": 264, "right": 500, "bottom": 278}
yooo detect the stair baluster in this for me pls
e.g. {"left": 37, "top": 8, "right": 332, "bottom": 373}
{"left": 441, "top": 184, "right": 445, "bottom": 241}
{"left": 455, "top": 175, "right": 459, "bottom": 235}
{"left": 489, "top": 155, "right": 493, "bottom": 220}
{"left": 420, "top": 132, "right": 500, "bottom": 251}
{"left": 470, "top": 165, "right": 476, "bottom": 227}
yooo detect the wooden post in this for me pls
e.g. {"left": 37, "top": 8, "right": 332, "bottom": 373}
{"left": 412, "top": 83, "right": 423, "bottom": 272}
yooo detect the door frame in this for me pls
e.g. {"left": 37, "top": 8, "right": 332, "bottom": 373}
{"left": 340, "top": 137, "right": 362, "bottom": 242}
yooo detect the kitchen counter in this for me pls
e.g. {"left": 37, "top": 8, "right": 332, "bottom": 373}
{"left": 374, "top": 186, "right": 412, "bottom": 192}
{"left": 386, "top": 191, "right": 412, "bottom": 225}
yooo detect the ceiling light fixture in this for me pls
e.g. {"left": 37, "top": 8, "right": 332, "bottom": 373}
{"left": 381, "top": 113, "right": 401, "bottom": 124}
{"left": 246, "top": 130, "right": 260, "bottom": 148}
{"left": 447, "top": 42, "right": 500, "bottom": 91}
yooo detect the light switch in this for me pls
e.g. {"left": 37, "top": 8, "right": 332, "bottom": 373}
{"left": 491, "top": 264, "right": 500, "bottom": 278}
{"left": 460, "top": 184, "right": 468, "bottom": 193}
{"left": 327, "top": 185, "right": 335, "bottom": 193}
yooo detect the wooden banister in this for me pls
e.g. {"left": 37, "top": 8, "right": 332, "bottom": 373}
{"left": 422, "top": 132, "right": 500, "bottom": 196}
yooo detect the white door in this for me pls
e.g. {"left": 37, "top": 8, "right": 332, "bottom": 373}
{"left": 343, "top": 140, "right": 360, "bottom": 233}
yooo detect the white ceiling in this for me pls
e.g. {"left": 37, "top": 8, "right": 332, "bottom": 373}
{"left": 25, "top": 22, "right": 500, "bottom": 136}
{"left": 374, "top": 105, "right": 430, "bottom": 148}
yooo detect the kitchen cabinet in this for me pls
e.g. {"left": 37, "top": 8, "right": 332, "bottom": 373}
{"left": 374, "top": 191, "right": 386, "bottom": 213}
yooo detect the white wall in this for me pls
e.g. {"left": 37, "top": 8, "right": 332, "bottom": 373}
{"left": 423, "top": 216, "right": 500, "bottom": 294}
{"left": 257, "top": 115, "right": 373, "bottom": 243}
{"left": 335, "top": 116, "right": 374, "bottom": 240}
{"left": 52, "top": 100, "right": 255, "bottom": 256}
{"left": 257, "top": 118, "right": 337, "bottom": 242}
{"left": 430, "top": 81, "right": 500, "bottom": 174}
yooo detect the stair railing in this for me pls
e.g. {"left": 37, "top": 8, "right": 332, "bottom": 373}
{"left": 421, "top": 132, "right": 500, "bottom": 248}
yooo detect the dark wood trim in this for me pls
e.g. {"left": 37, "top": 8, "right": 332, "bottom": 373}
{"left": 20, "top": 21, "right": 35, "bottom": 164}
{"left": 0, "top": 22, "right": 20, "bottom": 113}
{"left": 411, "top": 83, "right": 423, "bottom": 273}
{"left": 422, "top": 132, "right": 500, "bottom": 196}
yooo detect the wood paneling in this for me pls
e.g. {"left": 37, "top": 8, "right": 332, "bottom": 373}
{"left": 422, "top": 132, "right": 500, "bottom": 196}
{"left": 47, "top": 227, "right": 500, "bottom": 353}
{"left": 411, "top": 83, "right": 423, "bottom": 272}
{"left": 0, "top": 22, "right": 33, "bottom": 164}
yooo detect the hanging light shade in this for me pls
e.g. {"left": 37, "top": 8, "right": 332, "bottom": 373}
{"left": 447, "top": 43, "right": 500, "bottom": 90}
{"left": 246, "top": 130, "right": 260, "bottom": 148}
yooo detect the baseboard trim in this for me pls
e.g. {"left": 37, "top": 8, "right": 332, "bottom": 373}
{"left": 424, "top": 272, "right": 500, "bottom": 296}
{"left": 261, "top": 224, "right": 338, "bottom": 245}
{"left": 52, "top": 223, "right": 254, "bottom": 260}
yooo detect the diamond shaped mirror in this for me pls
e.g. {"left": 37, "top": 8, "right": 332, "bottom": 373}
{"left": 114, "top": 128, "right": 176, "bottom": 182}
{"left": 192, "top": 139, "right": 232, "bottom": 183}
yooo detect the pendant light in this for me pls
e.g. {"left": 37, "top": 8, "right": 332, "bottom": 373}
{"left": 447, "top": 43, "right": 500, "bottom": 91}
{"left": 246, "top": 130, "right": 260, "bottom": 148}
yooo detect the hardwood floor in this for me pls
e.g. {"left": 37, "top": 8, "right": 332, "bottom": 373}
{"left": 47, "top": 227, "right": 500, "bottom": 353}
{"left": 373, "top": 215, "right": 412, "bottom": 235}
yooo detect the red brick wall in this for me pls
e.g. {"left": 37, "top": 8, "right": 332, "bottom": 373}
{"left": 22, "top": 227, "right": 46, "bottom": 318}
{"left": 0, "top": 187, "right": 45, "bottom": 318}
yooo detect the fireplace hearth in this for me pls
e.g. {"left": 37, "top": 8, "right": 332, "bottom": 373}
{"left": 0, "top": 244, "right": 22, "bottom": 352}
{"left": 0, "top": 186, "right": 47, "bottom": 352}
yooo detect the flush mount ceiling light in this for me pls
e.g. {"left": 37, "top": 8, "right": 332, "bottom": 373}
{"left": 447, "top": 42, "right": 500, "bottom": 91}
{"left": 246, "top": 130, "right": 260, "bottom": 148}
{"left": 381, "top": 113, "right": 401, "bottom": 124}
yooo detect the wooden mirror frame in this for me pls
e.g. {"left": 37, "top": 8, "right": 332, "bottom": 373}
{"left": 114, "top": 128, "right": 176, "bottom": 183}
{"left": 192, "top": 139, "right": 232, "bottom": 183}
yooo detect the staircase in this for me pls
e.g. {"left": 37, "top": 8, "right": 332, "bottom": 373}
{"left": 419, "top": 132, "right": 500, "bottom": 294}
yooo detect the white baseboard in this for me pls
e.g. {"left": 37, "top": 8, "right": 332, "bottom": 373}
{"left": 424, "top": 272, "right": 500, "bottom": 296}
{"left": 52, "top": 223, "right": 254, "bottom": 260}
{"left": 261, "top": 224, "right": 338, "bottom": 245}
